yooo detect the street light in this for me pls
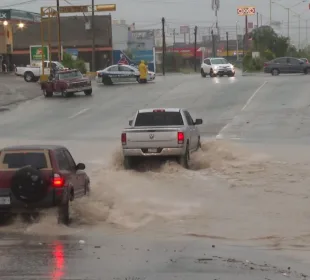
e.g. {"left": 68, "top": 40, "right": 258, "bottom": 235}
{"left": 3, "top": 21, "right": 8, "bottom": 26}
{"left": 18, "top": 22, "right": 24, "bottom": 28}
{"left": 272, "top": 1, "right": 290, "bottom": 38}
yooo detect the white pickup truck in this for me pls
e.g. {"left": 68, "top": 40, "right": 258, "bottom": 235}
{"left": 121, "top": 108, "right": 203, "bottom": 169}
{"left": 15, "top": 61, "right": 66, "bottom": 82}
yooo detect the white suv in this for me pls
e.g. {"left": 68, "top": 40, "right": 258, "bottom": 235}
{"left": 201, "top": 57, "right": 235, "bottom": 78}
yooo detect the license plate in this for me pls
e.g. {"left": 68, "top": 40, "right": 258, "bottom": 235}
{"left": 0, "top": 197, "right": 10, "bottom": 205}
{"left": 148, "top": 148, "right": 157, "bottom": 153}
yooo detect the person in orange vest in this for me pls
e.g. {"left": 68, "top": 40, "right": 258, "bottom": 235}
{"left": 138, "top": 60, "right": 148, "bottom": 83}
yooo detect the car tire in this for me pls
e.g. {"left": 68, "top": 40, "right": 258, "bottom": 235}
{"left": 304, "top": 68, "right": 309, "bottom": 74}
{"left": 209, "top": 69, "right": 215, "bottom": 78}
{"left": 84, "top": 89, "right": 92, "bottom": 96}
{"left": 271, "top": 68, "right": 280, "bottom": 76}
{"left": 58, "top": 199, "right": 70, "bottom": 225}
{"left": 102, "top": 76, "right": 113, "bottom": 85}
{"left": 201, "top": 69, "right": 207, "bottom": 78}
{"left": 229, "top": 72, "right": 235, "bottom": 77}
{"left": 178, "top": 144, "right": 190, "bottom": 169}
{"left": 123, "top": 156, "right": 133, "bottom": 170}
{"left": 84, "top": 182, "right": 90, "bottom": 196}
{"left": 43, "top": 90, "right": 53, "bottom": 98}
{"left": 196, "top": 137, "right": 201, "bottom": 150}
{"left": 24, "top": 72, "right": 34, "bottom": 82}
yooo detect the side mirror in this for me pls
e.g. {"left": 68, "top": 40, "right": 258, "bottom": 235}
{"left": 76, "top": 163, "right": 85, "bottom": 170}
{"left": 129, "top": 120, "right": 133, "bottom": 126}
{"left": 195, "top": 118, "right": 203, "bottom": 125}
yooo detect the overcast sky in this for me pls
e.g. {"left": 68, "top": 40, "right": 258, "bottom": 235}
{"left": 1, "top": 0, "right": 309, "bottom": 45}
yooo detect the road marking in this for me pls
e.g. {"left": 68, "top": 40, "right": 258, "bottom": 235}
{"left": 68, "top": 108, "right": 90, "bottom": 119}
{"left": 241, "top": 81, "right": 267, "bottom": 111}
{"left": 216, "top": 81, "right": 267, "bottom": 139}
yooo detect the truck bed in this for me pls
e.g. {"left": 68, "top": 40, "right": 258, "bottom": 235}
{"left": 123, "top": 126, "right": 184, "bottom": 149}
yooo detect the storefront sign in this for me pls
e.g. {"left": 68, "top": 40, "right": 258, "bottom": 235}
{"left": 30, "top": 45, "right": 49, "bottom": 62}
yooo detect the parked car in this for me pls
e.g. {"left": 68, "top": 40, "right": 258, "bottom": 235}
{"left": 264, "top": 57, "right": 310, "bottom": 75}
{"left": 15, "top": 61, "right": 67, "bottom": 82}
{"left": 121, "top": 108, "right": 203, "bottom": 169}
{"left": 201, "top": 57, "right": 235, "bottom": 77}
{"left": 96, "top": 64, "right": 155, "bottom": 85}
{"left": 41, "top": 69, "right": 92, "bottom": 98}
{"left": 0, "top": 145, "right": 90, "bottom": 224}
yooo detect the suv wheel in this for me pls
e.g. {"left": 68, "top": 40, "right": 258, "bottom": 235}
{"left": 178, "top": 144, "right": 190, "bottom": 169}
{"left": 201, "top": 69, "right": 207, "bottom": 78}
{"left": 271, "top": 68, "right": 279, "bottom": 76}
{"left": 58, "top": 199, "right": 70, "bottom": 225}
{"left": 209, "top": 69, "right": 215, "bottom": 78}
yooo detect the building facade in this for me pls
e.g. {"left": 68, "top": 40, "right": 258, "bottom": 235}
{"left": 12, "top": 15, "right": 112, "bottom": 70}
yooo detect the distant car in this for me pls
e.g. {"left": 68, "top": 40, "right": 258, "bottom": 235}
{"left": 96, "top": 64, "right": 156, "bottom": 85}
{"left": 264, "top": 57, "right": 310, "bottom": 75}
{"left": 41, "top": 69, "right": 92, "bottom": 98}
{"left": 0, "top": 145, "right": 90, "bottom": 225}
{"left": 201, "top": 57, "right": 235, "bottom": 77}
{"left": 121, "top": 108, "right": 203, "bottom": 169}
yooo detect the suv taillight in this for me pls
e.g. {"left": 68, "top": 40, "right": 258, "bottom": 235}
{"left": 121, "top": 133, "right": 127, "bottom": 145}
{"left": 177, "top": 132, "right": 184, "bottom": 144}
{"left": 52, "top": 173, "right": 65, "bottom": 187}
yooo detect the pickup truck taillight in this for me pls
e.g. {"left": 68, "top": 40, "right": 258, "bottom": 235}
{"left": 177, "top": 132, "right": 184, "bottom": 144}
{"left": 121, "top": 133, "right": 127, "bottom": 145}
{"left": 52, "top": 173, "right": 65, "bottom": 188}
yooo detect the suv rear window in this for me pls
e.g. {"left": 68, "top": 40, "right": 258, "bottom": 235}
{"left": 0, "top": 151, "right": 50, "bottom": 169}
{"left": 135, "top": 112, "right": 184, "bottom": 126}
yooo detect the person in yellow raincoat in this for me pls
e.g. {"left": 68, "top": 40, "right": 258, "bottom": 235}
{"left": 138, "top": 60, "right": 148, "bottom": 83}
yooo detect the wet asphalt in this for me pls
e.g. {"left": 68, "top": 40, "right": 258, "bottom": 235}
{"left": 0, "top": 72, "right": 310, "bottom": 279}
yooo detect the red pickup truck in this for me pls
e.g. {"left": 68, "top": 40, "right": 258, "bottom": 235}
{"left": 0, "top": 144, "right": 90, "bottom": 224}
{"left": 41, "top": 69, "right": 92, "bottom": 98}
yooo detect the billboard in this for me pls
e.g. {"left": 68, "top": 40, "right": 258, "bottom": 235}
{"left": 180, "top": 26, "right": 190, "bottom": 34}
{"left": 29, "top": 45, "right": 49, "bottom": 62}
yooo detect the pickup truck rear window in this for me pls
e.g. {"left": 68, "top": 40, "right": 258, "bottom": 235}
{"left": 135, "top": 112, "right": 184, "bottom": 126}
{"left": 1, "top": 152, "right": 48, "bottom": 169}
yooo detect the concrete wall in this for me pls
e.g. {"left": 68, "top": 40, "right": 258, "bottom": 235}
{"left": 112, "top": 23, "right": 129, "bottom": 50}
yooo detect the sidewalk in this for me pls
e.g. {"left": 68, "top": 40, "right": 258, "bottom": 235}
{"left": 0, "top": 75, "right": 41, "bottom": 107}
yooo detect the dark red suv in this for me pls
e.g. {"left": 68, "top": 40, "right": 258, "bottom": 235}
{"left": 0, "top": 145, "right": 90, "bottom": 224}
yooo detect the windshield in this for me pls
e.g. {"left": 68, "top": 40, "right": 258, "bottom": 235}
{"left": 211, "top": 58, "right": 229, "bottom": 64}
{"left": 59, "top": 71, "right": 83, "bottom": 80}
{"left": 1, "top": 152, "right": 48, "bottom": 169}
{"left": 135, "top": 112, "right": 184, "bottom": 126}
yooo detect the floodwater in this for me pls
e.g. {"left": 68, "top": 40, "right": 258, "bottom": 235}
{"left": 1, "top": 139, "right": 310, "bottom": 258}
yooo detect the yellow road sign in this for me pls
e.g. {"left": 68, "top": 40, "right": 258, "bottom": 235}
{"left": 96, "top": 4, "right": 116, "bottom": 11}
{"left": 237, "top": 6, "right": 255, "bottom": 16}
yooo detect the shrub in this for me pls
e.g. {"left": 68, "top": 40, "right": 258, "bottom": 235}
{"left": 62, "top": 53, "right": 87, "bottom": 74}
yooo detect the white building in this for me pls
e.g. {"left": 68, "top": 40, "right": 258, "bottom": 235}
{"left": 112, "top": 19, "right": 130, "bottom": 50}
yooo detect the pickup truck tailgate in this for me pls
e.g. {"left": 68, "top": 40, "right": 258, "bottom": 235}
{"left": 125, "top": 127, "right": 182, "bottom": 148}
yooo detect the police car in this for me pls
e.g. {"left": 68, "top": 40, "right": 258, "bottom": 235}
{"left": 96, "top": 64, "right": 156, "bottom": 85}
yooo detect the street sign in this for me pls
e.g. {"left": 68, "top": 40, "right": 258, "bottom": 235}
{"left": 59, "top": 5, "right": 88, "bottom": 13}
{"left": 237, "top": 6, "right": 256, "bottom": 16}
{"left": 180, "top": 26, "right": 189, "bottom": 34}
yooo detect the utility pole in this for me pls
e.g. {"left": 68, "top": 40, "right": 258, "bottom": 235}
{"left": 226, "top": 31, "right": 228, "bottom": 58}
{"left": 270, "top": 0, "right": 272, "bottom": 25}
{"left": 245, "top": 15, "right": 248, "bottom": 52}
{"left": 188, "top": 29, "right": 191, "bottom": 44}
{"left": 194, "top": 26, "right": 197, "bottom": 72}
{"left": 172, "top": 28, "right": 175, "bottom": 52}
{"left": 162, "top": 17, "right": 166, "bottom": 76}
{"left": 211, "top": 29, "right": 215, "bottom": 57}
{"left": 306, "top": 20, "right": 308, "bottom": 45}
{"left": 256, "top": 12, "right": 258, "bottom": 28}
{"left": 287, "top": 8, "right": 290, "bottom": 39}
{"left": 298, "top": 15, "right": 301, "bottom": 51}
{"left": 236, "top": 22, "right": 239, "bottom": 60}
{"left": 56, "top": 0, "right": 61, "bottom": 61}
{"left": 91, "top": 0, "right": 95, "bottom": 71}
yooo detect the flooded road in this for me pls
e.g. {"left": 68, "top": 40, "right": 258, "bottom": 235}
{"left": 0, "top": 73, "right": 310, "bottom": 278}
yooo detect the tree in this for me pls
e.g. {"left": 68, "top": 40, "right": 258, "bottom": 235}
{"left": 62, "top": 53, "right": 87, "bottom": 74}
{"left": 251, "top": 26, "right": 289, "bottom": 58}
